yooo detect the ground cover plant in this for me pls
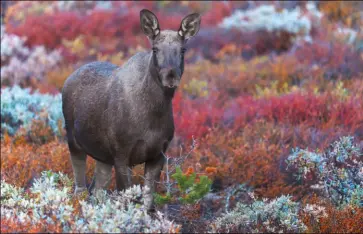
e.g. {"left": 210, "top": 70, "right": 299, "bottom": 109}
{"left": 1, "top": 1, "right": 363, "bottom": 233}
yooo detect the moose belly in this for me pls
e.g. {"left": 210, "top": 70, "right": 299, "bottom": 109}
{"left": 128, "top": 132, "right": 171, "bottom": 166}
{"left": 74, "top": 119, "right": 114, "bottom": 165}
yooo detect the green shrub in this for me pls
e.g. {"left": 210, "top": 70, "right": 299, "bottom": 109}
{"left": 154, "top": 166, "right": 212, "bottom": 205}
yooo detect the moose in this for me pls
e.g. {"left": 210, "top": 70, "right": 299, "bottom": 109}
{"left": 62, "top": 9, "right": 201, "bottom": 211}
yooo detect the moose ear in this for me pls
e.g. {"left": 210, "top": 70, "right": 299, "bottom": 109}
{"left": 178, "top": 13, "right": 201, "bottom": 40}
{"left": 140, "top": 9, "right": 160, "bottom": 40}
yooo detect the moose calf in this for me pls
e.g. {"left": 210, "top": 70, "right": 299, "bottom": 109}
{"left": 62, "top": 9, "right": 201, "bottom": 211}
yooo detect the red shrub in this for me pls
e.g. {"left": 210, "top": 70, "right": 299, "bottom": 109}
{"left": 187, "top": 28, "right": 295, "bottom": 62}
{"left": 5, "top": 2, "right": 297, "bottom": 63}
{"left": 6, "top": 2, "right": 228, "bottom": 51}
{"left": 7, "top": 12, "right": 82, "bottom": 49}
{"left": 173, "top": 92, "right": 223, "bottom": 140}
{"left": 201, "top": 2, "right": 233, "bottom": 26}
{"left": 225, "top": 93, "right": 363, "bottom": 131}
{"left": 172, "top": 88, "right": 363, "bottom": 142}
{"left": 294, "top": 40, "right": 363, "bottom": 77}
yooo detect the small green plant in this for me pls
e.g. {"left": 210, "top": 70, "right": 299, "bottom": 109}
{"left": 154, "top": 166, "right": 212, "bottom": 206}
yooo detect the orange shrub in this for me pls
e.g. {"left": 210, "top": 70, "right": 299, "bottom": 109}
{"left": 1, "top": 139, "right": 70, "bottom": 188}
{"left": 315, "top": 205, "right": 363, "bottom": 233}
{"left": 0, "top": 138, "right": 99, "bottom": 189}
{"left": 301, "top": 195, "right": 363, "bottom": 233}
{"left": 0, "top": 136, "right": 146, "bottom": 190}
{"left": 45, "top": 64, "right": 74, "bottom": 91}
{"left": 26, "top": 119, "right": 56, "bottom": 144}
{"left": 1, "top": 217, "right": 63, "bottom": 233}
{"left": 319, "top": 1, "right": 362, "bottom": 28}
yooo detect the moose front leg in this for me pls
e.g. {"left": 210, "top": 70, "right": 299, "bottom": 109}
{"left": 144, "top": 155, "right": 165, "bottom": 212}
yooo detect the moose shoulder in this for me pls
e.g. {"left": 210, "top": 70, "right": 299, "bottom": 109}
{"left": 62, "top": 9, "right": 201, "bottom": 211}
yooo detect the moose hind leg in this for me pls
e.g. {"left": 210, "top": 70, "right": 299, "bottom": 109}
{"left": 68, "top": 142, "right": 87, "bottom": 194}
{"left": 114, "top": 159, "right": 132, "bottom": 192}
{"left": 90, "top": 160, "right": 112, "bottom": 194}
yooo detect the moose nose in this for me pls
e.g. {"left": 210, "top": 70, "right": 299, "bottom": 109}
{"left": 160, "top": 67, "right": 180, "bottom": 89}
{"left": 160, "top": 68, "right": 175, "bottom": 77}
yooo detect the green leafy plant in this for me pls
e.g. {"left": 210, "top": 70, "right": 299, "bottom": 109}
{"left": 154, "top": 166, "right": 212, "bottom": 205}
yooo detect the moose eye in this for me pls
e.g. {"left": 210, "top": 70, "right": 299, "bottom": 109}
{"left": 181, "top": 48, "right": 187, "bottom": 54}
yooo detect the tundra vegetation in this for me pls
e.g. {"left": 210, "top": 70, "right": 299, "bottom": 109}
{"left": 1, "top": 1, "right": 363, "bottom": 233}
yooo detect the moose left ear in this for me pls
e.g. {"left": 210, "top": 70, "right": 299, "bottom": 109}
{"left": 178, "top": 13, "right": 201, "bottom": 41}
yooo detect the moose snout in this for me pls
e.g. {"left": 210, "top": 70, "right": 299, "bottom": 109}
{"left": 160, "top": 67, "right": 178, "bottom": 78}
{"left": 160, "top": 68, "right": 180, "bottom": 88}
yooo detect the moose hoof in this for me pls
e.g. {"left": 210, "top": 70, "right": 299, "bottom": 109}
{"left": 74, "top": 187, "right": 88, "bottom": 196}
{"left": 146, "top": 204, "right": 157, "bottom": 218}
{"left": 144, "top": 200, "right": 156, "bottom": 214}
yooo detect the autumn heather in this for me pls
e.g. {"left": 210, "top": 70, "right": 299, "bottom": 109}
{"left": 1, "top": 1, "right": 363, "bottom": 233}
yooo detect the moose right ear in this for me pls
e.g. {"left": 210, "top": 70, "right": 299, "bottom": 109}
{"left": 140, "top": 9, "right": 160, "bottom": 40}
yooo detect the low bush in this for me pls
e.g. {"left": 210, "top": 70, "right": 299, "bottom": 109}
{"left": 1, "top": 1, "right": 363, "bottom": 232}
{"left": 286, "top": 136, "right": 363, "bottom": 208}
{"left": 218, "top": 3, "right": 322, "bottom": 41}
{"left": 302, "top": 198, "right": 363, "bottom": 233}
{"left": 1, "top": 25, "right": 62, "bottom": 87}
{"left": 210, "top": 194, "right": 307, "bottom": 233}
{"left": 1, "top": 85, "right": 63, "bottom": 138}
{"left": 0, "top": 171, "right": 180, "bottom": 233}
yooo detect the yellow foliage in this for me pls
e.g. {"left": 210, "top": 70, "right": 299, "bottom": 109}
{"left": 319, "top": 1, "right": 362, "bottom": 28}
{"left": 181, "top": 1, "right": 189, "bottom": 6}
{"left": 62, "top": 36, "right": 87, "bottom": 56}
{"left": 5, "top": 2, "right": 28, "bottom": 24}
{"left": 268, "top": 56, "right": 301, "bottom": 84}
{"left": 254, "top": 81, "right": 300, "bottom": 99}
{"left": 97, "top": 51, "right": 125, "bottom": 66}
{"left": 331, "top": 81, "right": 349, "bottom": 101}
{"left": 183, "top": 78, "right": 208, "bottom": 97}
{"left": 313, "top": 87, "right": 320, "bottom": 96}
{"left": 5, "top": 1, "right": 56, "bottom": 24}
{"left": 159, "top": 1, "right": 172, "bottom": 7}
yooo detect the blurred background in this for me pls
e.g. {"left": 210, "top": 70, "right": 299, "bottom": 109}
{"left": 1, "top": 1, "right": 363, "bottom": 232}
{"left": 1, "top": 1, "right": 362, "bottom": 90}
